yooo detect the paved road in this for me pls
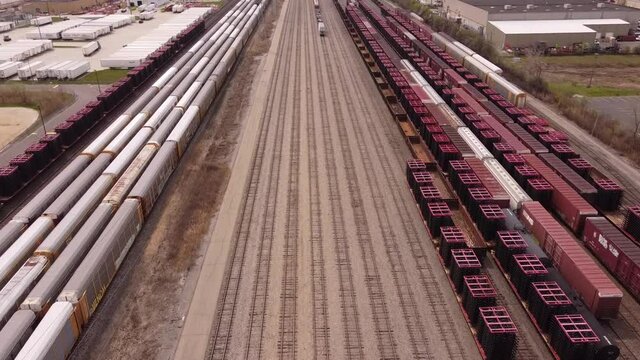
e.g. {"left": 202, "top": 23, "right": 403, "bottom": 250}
{"left": 587, "top": 96, "right": 640, "bottom": 132}
{"left": 175, "top": 0, "right": 480, "bottom": 358}
{"left": 0, "top": 84, "right": 100, "bottom": 165}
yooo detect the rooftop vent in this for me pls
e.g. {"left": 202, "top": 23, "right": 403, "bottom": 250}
{"left": 504, "top": 4, "right": 513, "bottom": 9}
{"left": 564, "top": 3, "right": 572, "bottom": 8}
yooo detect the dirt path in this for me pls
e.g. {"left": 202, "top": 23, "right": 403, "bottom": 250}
{"left": 67, "top": 1, "right": 285, "bottom": 359}
{"left": 177, "top": 0, "right": 481, "bottom": 358}
{"left": 0, "top": 107, "right": 39, "bottom": 151}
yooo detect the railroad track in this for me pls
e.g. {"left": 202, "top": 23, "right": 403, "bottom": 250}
{"left": 333, "top": 3, "right": 552, "bottom": 359}
{"left": 321, "top": 6, "right": 434, "bottom": 359}
{"left": 603, "top": 290, "right": 640, "bottom": 359}
{"left": 204, "top": 1, "right": 295, "bottom": 357}
{"left": 483, "top": 261, "right": 546, "bottom": 360}
{"left": 277, "top": 0, "right": 303, "bottom": 356}
{"left": 313, "top": 9, "right": 367, "bottom": 359}
{"left": 303, "top": 2, "right": 331, "bottom": 359}
{"left": 323, "top": 4, "right": 480, "bottom": 359}
{"left": 318, "top": 13, "right": 401, "bottom": 360}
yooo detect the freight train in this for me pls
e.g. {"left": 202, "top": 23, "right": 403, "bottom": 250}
{"left": 361, "top": 0, "right": 640, "bottom": 313}
{"left": 0, "top": 11, "right": 211, "bottom": 202}
{"left": 387, "top": 7, "right": 640, "bottom": 306}
{"left": 347, "top": 1, "right": 623, "bottom": 358}
{"left": 0, "top": 1, "right": 267, "bottom": 358}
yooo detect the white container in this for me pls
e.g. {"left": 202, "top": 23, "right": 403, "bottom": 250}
{"left": 447, "top": 43, "right": 468, "bottom": 62}
{"left": 453, "top": 41, "right": 475, "bottom": 56}
{"left": 30, "top": 16, "right": 52, "bottom": 26}
{"left": 64, "top": 61, "right": 90, "bottom": 79}
{"left": 431, "top": 32, "right": 450, "bottom": 51}
{"left": 82, "top": 41, "right": 100, "bottom": 56}
{"left": 0, "top": 22, "right": 13, "bottom": 33}
{"left": 140, "top": 11, "right": 155, "bottom": 20}
{"left": 0, "top": 61, "right": 23, "bottom": 79}
{"left": 35, "top": 63, "right": 54, "bottom": 79}
{"left": 48, "top": 60, "right": 73, "bottom": 78}
{"left": 18, "top": 61, "right": 44, "bottom": 79}
{"left": 25, "top": 19, "right": 89, "bottom": 40}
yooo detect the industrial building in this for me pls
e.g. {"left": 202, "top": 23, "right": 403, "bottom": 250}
{"left": 485, "top": 18, "right": 631, "bottom": 48}
{"left": 442, "top": 0, "right": 640, "bottom": 33}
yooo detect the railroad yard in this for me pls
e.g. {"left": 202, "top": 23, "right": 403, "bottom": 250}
{"left": 3, "top": 0, "right": 640, "bottom": 358}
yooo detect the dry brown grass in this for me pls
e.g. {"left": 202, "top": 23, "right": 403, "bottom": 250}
{"left": 0, "top": 84, "right": 74, "bottom": 118}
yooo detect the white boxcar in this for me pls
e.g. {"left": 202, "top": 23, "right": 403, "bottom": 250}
{"left": 0, "top": 310, "right": 35, "bottom": 359}
{"left": 16, "top": 301, "right": 80, "bottom": 360}
{"left": 484, "top": 158, "right": 531, "bottom": 209}
{"left": 458, "top": 127, "right": 493, "bottom": 160}
{"left": 0, "top": 256, "right": 48, "bottom": 326}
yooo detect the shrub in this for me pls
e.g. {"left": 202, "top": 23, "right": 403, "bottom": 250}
{"left": 0, "top": 84, "right": 74, "bottom": 117}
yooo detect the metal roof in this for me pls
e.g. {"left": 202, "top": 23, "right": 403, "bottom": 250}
{"left": 465, "top": 0, "right": 640, "bottom": 14}
{"left": 488, "top": 19, "right": 630, "bottom": 34}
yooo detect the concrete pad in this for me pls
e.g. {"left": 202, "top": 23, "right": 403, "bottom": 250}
{"left": 0, "top": 107, "right": 39, "bottom": 151}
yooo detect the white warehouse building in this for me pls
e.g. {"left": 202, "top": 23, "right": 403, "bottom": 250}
{"left": 442, "top": 0, "right": 640, "bottom": 33}
{"left": 485, "top": 18, "right": 631, "bottom": 48}
{"left": 128, "top": 0, "right": 170, "bottom": 7}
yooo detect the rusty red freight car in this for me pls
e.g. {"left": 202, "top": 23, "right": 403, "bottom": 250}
{"left": 523, "top": 154, "right": 598, "bottom": 233}
{"left": 451, "top": 87, "right": 487, "bottom": 115}
{"left": 443, "top": 68, "right": 468, "bottom": 88}
{"left": 480, "top": 114, "right": 530, "bottom": 154}
{"left": 539, "top": 153, "right": 598, "bottom": 204}
{"left": 505, "top": 123, "right": 548, "bottom": 154}
{"left": 584, "top": 217, "right": 640, "bottom": 300}
{"left": 519, "top": 201, "right": 622, "bottom": 318}
{"left": 466, "top": 158, "right": 510, "bottom": 208}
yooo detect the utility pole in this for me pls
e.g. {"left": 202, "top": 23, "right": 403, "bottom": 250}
{"left": 587, "top": 53, "right": 598, "bottom": 88}
{"left": 94, "top": 69, "right": 101, "bottom": 93}
{"left": 37, "top": 104, "right": 46, "bottom": 134}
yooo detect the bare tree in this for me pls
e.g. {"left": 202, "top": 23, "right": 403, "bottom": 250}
{"left": 525, "top": 47, "right": 547, "bottom": 79}
{"left": 634, "top": 106, "right": 640, "bottom": 148}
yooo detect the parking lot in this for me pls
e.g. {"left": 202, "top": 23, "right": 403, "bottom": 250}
{"left": 587, "top": 96, "right": 640, "bottom": 132}
{"left": 1, "top": 11, "right": 178, "bottom": 73}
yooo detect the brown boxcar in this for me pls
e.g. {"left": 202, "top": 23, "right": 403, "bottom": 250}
{"left": 584, "top": 217, "right": 640, "bottom": 301}
{"left": 505, "top": 123, "right": 548, "bottom": 154}
{"left": 481, "top": 114, "right": 530, "bottom": 154}
{"left": 519, "top": 201, "right": 622, "bottom": 318}
{"left": 523, "top": 154, "right": 598, "bottom": 233}
{"left": 539, "top": 153, "right": 598, "bottom": 204}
